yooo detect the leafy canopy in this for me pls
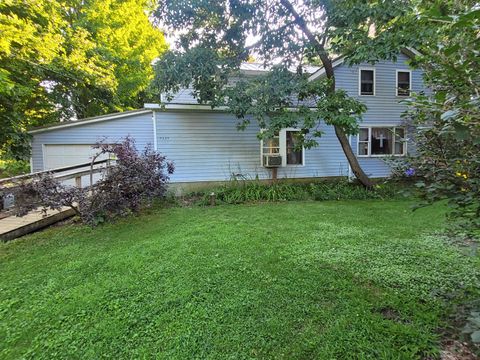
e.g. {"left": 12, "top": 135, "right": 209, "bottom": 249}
{"left": 0, "top": 0, "right": 167, "bottom": 159}
{"left": 400, "top": 3, "right": 480, "bottom": 232}
{"left": 152, "top": 0, "right": 414, "bottom": 146}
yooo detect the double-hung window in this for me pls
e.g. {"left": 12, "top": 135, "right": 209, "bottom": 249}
{"left": 396, "top": 70, "right": 411, "bottom": 96}
{"left": 261, "top": 129, "right": 304, "bottom": 166}
{"left": 358, "top": 126, "right": 406, "bottom": 156}
{"left": 262, "top": 132, "right": 280, "bottom": 156}
{"left": 359, "top": 68, "right": 375, "bottom": 96}
{"left": 285, "top": 130, "right": 303, "bottom": 165}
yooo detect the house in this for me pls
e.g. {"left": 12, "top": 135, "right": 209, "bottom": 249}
{"left": 29, "top": 50, "right": 424, "bottom": 188}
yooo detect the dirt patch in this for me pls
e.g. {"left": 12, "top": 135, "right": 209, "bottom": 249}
{"left": 439, "top": 340, "right": 478, "bottom": 360}
{"left": 379, "top": 307, "right": 404, "bottom": 323}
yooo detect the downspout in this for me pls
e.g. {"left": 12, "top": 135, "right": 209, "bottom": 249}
{"left": 348, "top": 135, "right": 353, "bottom": 181}
{"left": 29, "top": 139, "right": 33, "bottom": 173}
{"left": 152, "top": 110, "right": 158, "bottom": 151}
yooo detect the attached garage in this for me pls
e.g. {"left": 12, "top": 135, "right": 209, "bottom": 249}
{"left": 29, "top": 109, "right": 155, "bottom": 173}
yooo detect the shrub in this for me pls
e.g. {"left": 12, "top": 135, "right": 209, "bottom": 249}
{"left": 389, "top": 7, "right": 480, "bottom": 234}
{"left": 13, "top": 137, "right": 174, "bottom": 226}
{"left": 0, "top": 158, "right": 30, "bottom": 178}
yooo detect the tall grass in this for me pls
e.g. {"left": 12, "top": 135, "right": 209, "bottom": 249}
{"left": 190, "top": 179, "right": 403, "bottom": 206}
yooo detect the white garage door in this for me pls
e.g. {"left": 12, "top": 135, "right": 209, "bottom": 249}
{"left": 43, "top": 144, "right": 101, "bottom": 170}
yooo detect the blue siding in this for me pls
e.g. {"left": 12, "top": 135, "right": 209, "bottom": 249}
{"left": 31, "top": 109, "right": 350, "bottom": 183}
{"left": 31, "top": 52, "right": 426, "bottom": 181}
{"left": 160, "top": 53, "right": 425, "bottom": 179}
{"left": 155, "top": 110, "right": 349, "bottom": 183}
{"left": 31, "top": 112, "right": 154, "bottom": 172}
{"left": 335, "top": 53, "right": 424, "bottom": 177}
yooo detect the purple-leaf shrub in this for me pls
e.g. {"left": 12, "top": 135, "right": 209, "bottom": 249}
{"left": 13, "top": 173, "right": 84, "bottom": 217}
{"left": 13, "top": 137, "right": 174, "bottom": 226}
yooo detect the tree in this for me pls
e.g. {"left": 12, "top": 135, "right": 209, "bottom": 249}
{"left": 400, "top": 3, "right": 480, "bottom": 232}
{"left": 0, "top": 0, "right": 167, "bottom": 160}
{"left": 152, "top": 0, "right": 417, "bottom": 188}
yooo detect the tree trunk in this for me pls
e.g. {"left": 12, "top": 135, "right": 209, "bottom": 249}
{"left": 280, "top": 0, "right": 373, "bottom": 188}
{"left": 334, "top": 126, "right": 373, "bottom": 188}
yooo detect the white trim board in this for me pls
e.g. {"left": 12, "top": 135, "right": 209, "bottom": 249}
{"left": 308, "top": 56, "right": 345, "bottom": 81}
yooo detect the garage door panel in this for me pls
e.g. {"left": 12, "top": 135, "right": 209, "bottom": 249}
{"left": 43, "top": 144, "right": 109, "bottom": 187}
{"left": 43, "top": 144, "right": 106, "bottom": 170}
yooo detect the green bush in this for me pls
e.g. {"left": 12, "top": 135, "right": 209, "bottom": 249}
{"left": 397, "top": 7, "right": 480, "bottom": 234}
{"left": 0, "top": 159, "right": 30, "bottom": 179}
{"left": 191, "top": 179, "right": 403, "bottom": 206}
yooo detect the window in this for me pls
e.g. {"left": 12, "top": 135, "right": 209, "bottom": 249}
{"left": 286, "top": 130, "right": 303, "bottom": 165}
{"left": 261, "top": 129, "right": 304, "bottom": 166}
{"left": 357, "top": 127, "right": 406, "bottom": 156}
{"left": 262, "top": 132, "right": 280, "bottom": 155}
{"left": 396, "top": 70, "right": 411, "bottom": 96}
{"left": 358, "top": 128, "right": 369, "bottom": 156}
{"left": 359, "top": 69, "right": 375, "bottom": 95}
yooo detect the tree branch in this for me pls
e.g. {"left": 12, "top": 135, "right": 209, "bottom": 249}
{"left": 279, "top": 0, "right": 334, "bottom": 88}
{"left": 245, "top": 21, "right": 296, "bottom": 51}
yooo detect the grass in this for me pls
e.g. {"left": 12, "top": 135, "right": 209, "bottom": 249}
{"left": 186, "top": 178, "right": 403, "bottom": 205}
{"left": 1, "top": 200, "right": 479, "bottom": 359}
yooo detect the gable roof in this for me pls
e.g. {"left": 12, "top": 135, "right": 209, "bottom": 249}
{"left": 161, "top": 62, "right": 321, "bottom": 105}
{"left": 308, "top": 47, "right": 422, "bottom": 82}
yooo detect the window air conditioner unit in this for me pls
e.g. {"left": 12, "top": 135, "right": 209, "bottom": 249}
{"left": 263, "top": 155, "right": 282, "bottom": 167}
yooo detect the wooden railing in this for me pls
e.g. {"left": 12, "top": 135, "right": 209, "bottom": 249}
{"left": 0, "top": 159, "right": 114, "bottom": 211}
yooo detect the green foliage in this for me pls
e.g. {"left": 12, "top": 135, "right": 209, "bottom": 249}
{"left": 1, "top": 201, "right": 478, "bottom": 358}
{"left": 0, "top": 158, "right": 29, "bottom": 178}
{"left": 463, "top": 310, "right": 480, "bottom": 345}
{"left": 215, "top": 69, "right": 368, "bottom": 148}
{"left": 398, "top": 4, "right": 480, "bottom": 233}
{"left": 0, "top": 0, "right": 167, "bottom": 159}
{"left": 190, "top": 179, "right": 401, "bottom": 206}
{"left": 152, "top": 0, "right": 413, "bottom": 148}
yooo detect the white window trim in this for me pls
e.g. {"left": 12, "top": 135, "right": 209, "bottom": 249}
{"left": 395, "top": 69, "right": 412, "bottom": 97}
{"left": 260, "top": 128, "right": 305, "bottom": 167}
{"left": 357, "top": 125, "right": 407, "bottom": 157}
{"left": 358, "top": 67, "right": 376, "bottom": 96}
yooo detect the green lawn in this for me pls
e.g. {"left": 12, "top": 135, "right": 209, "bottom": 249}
{"left": 1, "top": 200, "right": 478, "bottom": 359}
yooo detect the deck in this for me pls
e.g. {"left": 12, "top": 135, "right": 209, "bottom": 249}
{"left": 0, "top": 207, "right": 76, "bottom": 242}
